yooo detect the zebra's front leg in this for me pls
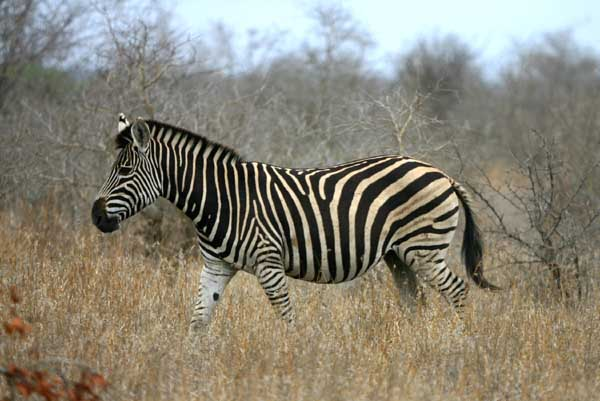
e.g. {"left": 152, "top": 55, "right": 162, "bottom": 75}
{"left": 255, "top": 262, "right": 296, "bottom": 324}
{"left": 190, "top": 260, "right": 236, "bottom": 334}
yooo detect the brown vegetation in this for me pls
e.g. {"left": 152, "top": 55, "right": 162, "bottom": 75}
{"left": 2, "top": 203, "right": 599, "bottom": 401}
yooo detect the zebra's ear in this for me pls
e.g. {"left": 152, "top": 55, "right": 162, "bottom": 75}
{"left": 118, "top": 113, "right": 130, "bottom": 133}
{"left": 131, "top": 117, "right": 151, "bottom": 152}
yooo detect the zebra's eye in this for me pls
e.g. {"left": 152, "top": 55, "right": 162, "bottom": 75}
{"left": 118, "top": 165, "right": 134, "bottom": 176}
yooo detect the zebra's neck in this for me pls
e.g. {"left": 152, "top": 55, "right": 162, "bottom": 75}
{"left": 149, "top": 121, "right": 241, "bottom": 245}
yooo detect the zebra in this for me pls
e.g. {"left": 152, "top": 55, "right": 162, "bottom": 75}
{"left": 92, "top": 114, "right": 499, "bottom": 332}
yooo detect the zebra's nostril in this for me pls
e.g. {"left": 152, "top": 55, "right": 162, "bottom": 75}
{"left": 92, "top": 198, "right": 107, "bottom": 212}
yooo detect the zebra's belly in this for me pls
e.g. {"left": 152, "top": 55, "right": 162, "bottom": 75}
{"left": 284, "top": 254, "right": 384, "bottom": 284}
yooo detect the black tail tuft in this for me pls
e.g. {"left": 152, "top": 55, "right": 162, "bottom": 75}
{"left": 453, "top": 182, "right": 501, "bottom": 291}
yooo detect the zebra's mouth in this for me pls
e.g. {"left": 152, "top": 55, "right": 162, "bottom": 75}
{"left": 91, "top": 198, "right": 121, "bottom": 233}
{"left": 94, "top": 217, "right": 120, "bottom": 233}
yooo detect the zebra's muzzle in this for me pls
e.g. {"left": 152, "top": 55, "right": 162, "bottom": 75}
{"left": 91, "top": 198, "right": 120, "bottom": 233}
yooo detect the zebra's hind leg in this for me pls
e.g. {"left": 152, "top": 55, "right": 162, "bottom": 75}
{"left": 189, "top": 260, "right": 236, "bottom": 334}
{"left": 407, "top": 251, "right": 468, "bottom": 318}
{"left": 255, "top": 262, "right": 296, "bottom": 324}
{"left": 383, "top": 251, "right": 423, "bottom": 308}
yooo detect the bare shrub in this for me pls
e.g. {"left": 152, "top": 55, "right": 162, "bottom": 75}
{"left": 468, "top": 130, "right": 599, "bottom": 300}
{"left": 393, "top": 35, "right": 479, "bottom": 121}
{"left": 0, "top": 0, "right": 85, "bottom": 108}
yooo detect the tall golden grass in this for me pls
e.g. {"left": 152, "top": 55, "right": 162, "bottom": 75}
{"left": 2, "top": 203, "right": 599, "bottom": 401}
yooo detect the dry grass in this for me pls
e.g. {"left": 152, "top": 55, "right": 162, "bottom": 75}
{"left": 1, "top": 204, "right": 599, "bottom": 401}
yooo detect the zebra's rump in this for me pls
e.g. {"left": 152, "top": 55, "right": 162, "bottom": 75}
{"left": 247, "top": 155, "right": 461, "bottom": 283}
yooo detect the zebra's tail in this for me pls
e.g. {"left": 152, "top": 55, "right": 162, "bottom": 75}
{"left": 452, "top": 181, "right": 501, "bottom": 291}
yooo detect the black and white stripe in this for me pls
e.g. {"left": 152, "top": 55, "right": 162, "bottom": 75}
{"left": 92, "top": 115, "right": 498, "bottom": 330}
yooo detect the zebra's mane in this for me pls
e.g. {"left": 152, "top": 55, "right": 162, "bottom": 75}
{"left": 115, "top": 119, "right": 242, "bottom": 161}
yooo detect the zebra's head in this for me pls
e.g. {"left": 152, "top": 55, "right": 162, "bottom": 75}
{"left": 92, "top": 114, "right": 162, "bottom": 233}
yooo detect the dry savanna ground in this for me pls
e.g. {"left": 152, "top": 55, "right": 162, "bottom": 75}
{"left": 1, "top": 205, "right": 599, "bottom": 401}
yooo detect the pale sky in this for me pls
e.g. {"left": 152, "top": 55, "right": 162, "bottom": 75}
{"left": 175, "top": 0, "right": 600, "bottom": 74}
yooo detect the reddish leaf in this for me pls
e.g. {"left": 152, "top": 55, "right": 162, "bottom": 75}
{"left": 7, "top": 363, "right": 31, "bottom": 379}
{"left": 36, "top": 380, "right": 62, "bottom": 401}
{"left": 75, "top": 381, "right": 92, "bottom": 394}
{"left": 15, "top": 382, "right": 32, "bottom": 397}
{"left": 9, "top": 286, "right": 21, "bottom": 304}
{"left": 3, "top": 322, "right": 14, "bottom": 335}
{"left": 88, "top": 373, "right": 108, "bottom": 389}
{"left": 66, "top": 388, "right": 78, "bottom": 401}
{"left": 4, "top": 316, "right": 31, "bottom": 336}
{"left": 33, "top": 370, "right": 47, "bottom": 381}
